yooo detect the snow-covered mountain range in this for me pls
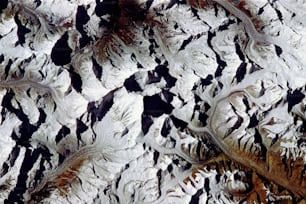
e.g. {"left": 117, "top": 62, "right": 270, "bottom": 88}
{"left": 0, "top": 0, "right": 305, "bottom": 203}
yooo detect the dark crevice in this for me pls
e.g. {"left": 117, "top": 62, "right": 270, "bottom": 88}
{"left": 51, "top": 32, "right": 72, "bottom": 66}
{"left": 87, "top": 89, "right": 116, "bottom": 124}
{"left": 287, "top": 89, "right": 305, "bottom": 112}
{"left": 235, "top": 62, "right": 247, "bottom": 83}
{"left": 218, "top": 19, "right": 236, "bottom": 31}
{"left": 143, "top": 94, "right": 174, "bottom": 117}
{"left": 4, "top": 59, "right": 13, "bottom": 80}
{"left": 141, "top": 114, "right": 154, "bottom": 135}
{"left": 14, "top": 14, "right": 31, "bottom": 45}
{"left": 124, "top": 75, "right": 143, "bottom": 92}
{"left": 201, "top": 74, "right": 213, "bottom": 86}
{"left": 76, "top": 119, "right": 88, "bottom": 142}
{"left": 92, "top": 57, "right": 103, "bottom": 80}
{"left": 55, "top": 125, "right": 70, "bottom": 144}
{"left": 34, "top": 0, "right": 41, "bottom": 8}
{"left": 155, "top": 64, "right": 177, "bottom": 88}
{"left": 153, "top": 151, "right": 159, "bottom": 165}
{"left": 0, "top": 0, "right": 8, "bottom": 13}
{"left": 234, "top": 39, "right": 245, "bottom": 61}
{"left": 0, "top": 146, "right": 20, "bottom": 177}
{"left": 170, "top": 115, "right": 188, "bottom": 130}
{"left": 95, "top": 0, "right": 119, "bottom": 17}
{"left": 179, "top": 36, "right": 193, "bottom": 51}
{"left": 69, "top": 67, "right": 83, "bottom": 93}
{"left": 275, "top": 45, "right": 282, "bottom": 57}
{"left": 161, "top": 117, "right": 171, "bottom": 137}
{"left": 76, "top": 6, "right": 92, "bottom": 48}
{"left": 224, "top": 115, "right": 243, "bottom": 138}
{"left": 198, "top": 112, "right": 208, "bottom": 126}
{"left": 258, "top": 7, "right": 264, "bottom": 15}
{"left": 248, "top": 114, "right": 259, "bottom": 128}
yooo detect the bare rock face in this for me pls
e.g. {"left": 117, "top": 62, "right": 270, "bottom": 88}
{"left": 0, "top": 0, "right": 305, "bottom": 203}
